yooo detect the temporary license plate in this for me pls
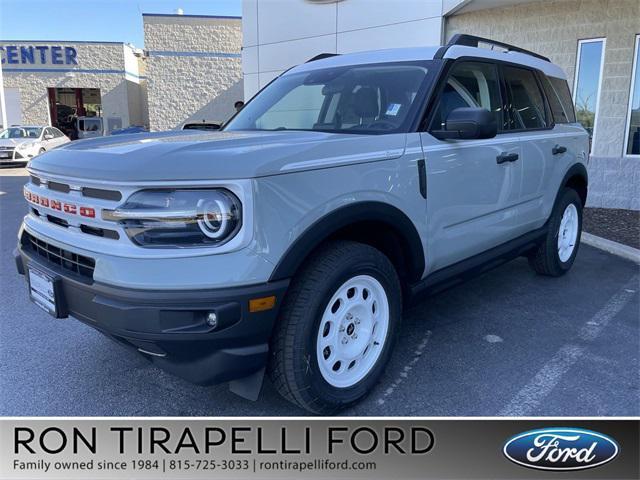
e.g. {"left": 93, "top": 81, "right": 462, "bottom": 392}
{"left": 28, "top": 267, "right": 59, "bottom": 317}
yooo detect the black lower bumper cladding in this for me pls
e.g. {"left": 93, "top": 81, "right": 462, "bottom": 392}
{"left": 15, "top": 244, "right": 289, "bottom": 386}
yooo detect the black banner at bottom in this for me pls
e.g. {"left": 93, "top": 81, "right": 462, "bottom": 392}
{"left": 1, "top": 419, "right": 638, "bottom": 479}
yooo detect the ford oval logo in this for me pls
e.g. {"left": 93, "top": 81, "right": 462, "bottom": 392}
{"left": 503, "top": 428, "right": 619, "bottom": 471}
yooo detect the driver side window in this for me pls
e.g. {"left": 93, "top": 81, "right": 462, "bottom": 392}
{"left": 431, "top": 61, "right": 505, "bottom": 131}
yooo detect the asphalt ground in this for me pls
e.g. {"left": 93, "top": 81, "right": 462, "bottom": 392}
{"left": 1, "top": 165, "right": 638, "bottom": 416}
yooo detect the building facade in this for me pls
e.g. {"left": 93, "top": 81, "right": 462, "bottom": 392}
{"left": 241, "top": 0, "right": 459, "bottom": 98}
{"left": 241, "top": 0, "right": 639, "bottom": 210}
{"left": 446, "top": 0, "right": 640, "bottom": 209}
{"left": 143, "top": 14, "right": 243, "bottom": 131}
{"left": 0, "top": 41, "right": 145, "bottom": 135}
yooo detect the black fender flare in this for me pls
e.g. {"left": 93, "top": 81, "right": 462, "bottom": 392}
{"left": 269, "top": 202, "right": 425, "bottom": 282}
{"left": 557, "top": 162, "right": 588, "bottom": 206}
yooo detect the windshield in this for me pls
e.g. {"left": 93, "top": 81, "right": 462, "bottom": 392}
{"left": 0, "top": 127, "right": 42, "bottom": 139}
{"left": 225, "top": 61, "right": 432, "bottom": 134}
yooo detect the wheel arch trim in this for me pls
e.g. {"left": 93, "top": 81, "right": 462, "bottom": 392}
{"left": 268, "top": 201, "right": 425, "bottom": 282}
{"left": 559, "top": 162, "right": 588, "bottom": 206}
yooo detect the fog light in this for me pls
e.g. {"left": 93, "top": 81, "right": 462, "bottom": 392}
{"left": 206, "top": 312, "right": 218, "bottom": 329}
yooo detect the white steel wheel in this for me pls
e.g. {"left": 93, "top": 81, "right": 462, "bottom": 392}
{"left": 557, "top": 203, "right": 579, "bottom": 262}
{"left": 316, "top": 275, "right": 390, "bottom": 388}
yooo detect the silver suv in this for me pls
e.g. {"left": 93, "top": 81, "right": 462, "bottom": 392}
{"left": 15, "top": 35, "right": 589, "bottom": 413}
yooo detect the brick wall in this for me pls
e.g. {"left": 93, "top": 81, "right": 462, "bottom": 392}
{"left": 143, "top": 15, "right": 243, "bottom": 131}
{"left": 1, "top": 42, "right": 136, "bottom": 128}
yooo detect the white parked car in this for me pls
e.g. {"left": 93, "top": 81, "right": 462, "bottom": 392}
{"left": 0, "top": 126, "right": 70, "bottom": 164}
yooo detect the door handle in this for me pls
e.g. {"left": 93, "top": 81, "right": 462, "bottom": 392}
{"left": 552, "top": 145, "right": 567, "bottom": 155}
{"left": 496, "top": 152, "right": 519, "bottom": 164}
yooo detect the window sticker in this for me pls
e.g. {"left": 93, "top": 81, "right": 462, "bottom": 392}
{"left": 385, "top": 103, "right": 402, "bottom": 116}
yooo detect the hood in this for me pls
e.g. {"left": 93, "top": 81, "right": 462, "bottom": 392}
{"left": 28, "top": 130, "right": 407, "bottom": 182}
{"left": 0, "top": 138, "right": 37, "bottom": 147}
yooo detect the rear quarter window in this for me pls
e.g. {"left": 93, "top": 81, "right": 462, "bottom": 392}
{"left": 547, "top": 76, "right": 577, "bottom": 123}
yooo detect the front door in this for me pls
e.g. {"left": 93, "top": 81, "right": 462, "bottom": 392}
{"left": 420, "top": 60, "right": 522, "bottom": 273}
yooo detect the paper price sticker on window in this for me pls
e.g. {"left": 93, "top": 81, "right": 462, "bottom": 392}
{"left": 385, "top": 103, "right": 402, "bottom": 116}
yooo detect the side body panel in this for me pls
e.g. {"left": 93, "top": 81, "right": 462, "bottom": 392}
{"left": 514, "top": 123, "right": 588, "bottom": 235}
{"left": 419, "top": 132, "right": 522, "bottom": 274}
{"left": 252, "top": 133, "right": 429, "bottom": 276}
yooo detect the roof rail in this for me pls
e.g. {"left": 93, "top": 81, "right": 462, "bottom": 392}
{"left": 436, "top": 34, "right": 550, "bottom": 62}
{"left": 306, "top": 53, "right": 340, "bottom": 63}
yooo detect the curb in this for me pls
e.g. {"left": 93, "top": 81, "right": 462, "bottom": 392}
{"left": 582, "top": 232, "right": 640, "bottom": 264}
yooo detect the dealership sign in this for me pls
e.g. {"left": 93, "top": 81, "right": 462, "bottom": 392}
{"left": 0, "top": 45, "right": 78, "bottom": 65}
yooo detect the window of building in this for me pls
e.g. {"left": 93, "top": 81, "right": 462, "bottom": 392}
{"left": 573, "top": 38, "right": 606, "bottom": 144}
{"left": 503, "top": 66, "right": 548, "bottom": 130}
{"left": 431, "top": 61, "right": 505, "bottom": 131}
{"left": 624, "top": 34, "right": 640, "bottom": 156}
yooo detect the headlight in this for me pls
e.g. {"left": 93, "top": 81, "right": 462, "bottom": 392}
{"left": 103, "top": 189, "right": 242, "bottom": 248}
{"left": 16, "top": 142, "right": 36, "bottom": 150}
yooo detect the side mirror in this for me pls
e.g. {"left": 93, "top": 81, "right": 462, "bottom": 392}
{"left": 44, "top": 133, "right": 54, "bottom": 140}
{"left": 431, "top": 107, "right": 497, "bottom": 140}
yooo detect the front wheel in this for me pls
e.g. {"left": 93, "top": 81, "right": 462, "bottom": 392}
{"left": 269, "top": 240, "right": 402, "bottom": 414}
{"left": 529, "top": 188, "right": 583, "bottom": 276}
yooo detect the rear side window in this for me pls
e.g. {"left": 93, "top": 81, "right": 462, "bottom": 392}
{"left": 503, "top": 66, "right": 549, "bottom": 130}
{"left": 547, "top": 76, "right": 577, "bottom": 123}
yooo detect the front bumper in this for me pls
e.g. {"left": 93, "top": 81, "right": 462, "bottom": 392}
{"left": 0, "top": 148, "right": 26, "bottom": 162}
{"left": 15, "top": 240, "right": 289, "bottom": 386}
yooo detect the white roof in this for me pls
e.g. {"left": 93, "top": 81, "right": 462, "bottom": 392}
{"left": 287, "top": 44, "right": 566, "bottom": 80}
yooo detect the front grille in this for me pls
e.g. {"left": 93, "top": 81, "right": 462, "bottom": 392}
{"left": 30, "top": 175, "right": 121, "bottom": 201}
{"left": 48, "top": 181, "right": 70, "bottom": 193}
{"left": 28, "top": 175, "right": 123, "bottom": 241}
{"left": 22, "top": 232, "right": 95, "bottom": 279}
{"left": 83, "top": 187, "right": 122, "bottom": 201}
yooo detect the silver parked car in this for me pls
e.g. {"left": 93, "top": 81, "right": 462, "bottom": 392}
{"left": 0, "top": 126, "right": 70, "bottom": 163}
{"left": 16, "top": 35, "right": 589, "bottom": 413}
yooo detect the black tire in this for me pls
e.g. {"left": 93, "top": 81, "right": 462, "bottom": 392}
{"left": 268, "top": 240, "right": 402, "bottom": 414}
{"left": 38, "top": 148, "right": 46, "bottom": 155}
{"left": 528, "top": 188, "right": 583, "bottom": 276}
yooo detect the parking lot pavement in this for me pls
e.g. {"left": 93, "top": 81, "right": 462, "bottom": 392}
{"left": 1, "top": 166, "right": 639, "bottom": 416}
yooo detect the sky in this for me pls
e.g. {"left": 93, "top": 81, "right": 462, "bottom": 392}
{"left": 0, "top": 0, "right": 242, "bottom": 48}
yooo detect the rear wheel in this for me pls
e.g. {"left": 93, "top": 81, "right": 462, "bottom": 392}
{"left": 529, "top": 188, "right": 583, "bottom": 276}
{"left": 269, "top": 240, "right": 401, "bottom": 414}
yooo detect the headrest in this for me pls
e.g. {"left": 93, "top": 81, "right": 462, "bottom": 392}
{"left": 353, "top": 87, "right": 379, "bottom": 118}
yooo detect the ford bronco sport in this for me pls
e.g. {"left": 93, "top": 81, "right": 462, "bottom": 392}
{"left": 15, "top": 35, "right": 589, "bottom": 413}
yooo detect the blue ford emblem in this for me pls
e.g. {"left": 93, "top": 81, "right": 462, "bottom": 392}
{"left": 503, "top": 428, "right": 619, "bottom": 471}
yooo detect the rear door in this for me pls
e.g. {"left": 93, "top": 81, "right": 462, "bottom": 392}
{"left": 420, "top": 60, "right": 523, "bottom": 273}
{"left": 502, "top": 66, "right": 571, "bottom": 235}
{"left": 51, "top": 127, "right": 70, "bottom": 148}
